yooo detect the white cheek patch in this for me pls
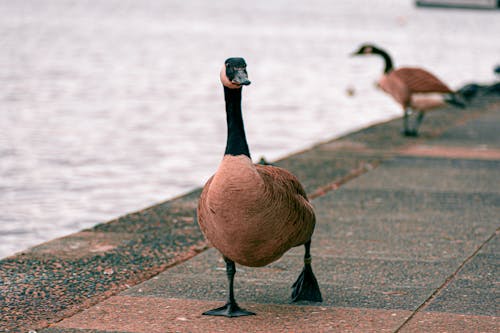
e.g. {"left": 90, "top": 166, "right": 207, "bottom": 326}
{"left": 220, "top": 65, "right": 241, "bottom": 89}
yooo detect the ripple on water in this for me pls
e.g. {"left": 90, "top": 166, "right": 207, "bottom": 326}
{"left": 1, "top": 0, "right": 499, "bottom": 258}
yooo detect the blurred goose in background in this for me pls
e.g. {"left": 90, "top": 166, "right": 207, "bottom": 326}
{"left": 352, "top": 44, "right": 465, "bottom": 136}
{"left": 459, "top": 65, "right": 500, "bottom": 100}
{"left": 197, "top": 58, "right": 322, "bottom": 317}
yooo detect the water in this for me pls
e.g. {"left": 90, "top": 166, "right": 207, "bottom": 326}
{"left": 1, "top": 0, "right": 498, "bottom": 259}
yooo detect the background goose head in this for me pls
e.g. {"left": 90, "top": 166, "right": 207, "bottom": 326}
{"left": 351, "top": 44, "right": 374, "bottom": 56}
{"left": 351, "top": 43, "right": 385, "bottom": 56}
{"left": 351, "top": 43, "right": 393, "bottom": 73}
{"left": 220, "top": 57, "right": 251, "bottom": 89}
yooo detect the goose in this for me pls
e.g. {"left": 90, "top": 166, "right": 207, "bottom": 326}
{"left": 197, "top": 58, "right": 322, "bottom": 317}
{"left": 351, "top": 44, "right": 465, "bottom": 136}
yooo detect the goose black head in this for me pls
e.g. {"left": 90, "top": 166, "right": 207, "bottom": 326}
{"left": 221, "top": 57, "right": 251, "bottom": 89}
{"left": 351, "top": 44, "right": 378, "bottom": 56}
{"left": 351, "top": 44, "right": 393, "bottom": 73}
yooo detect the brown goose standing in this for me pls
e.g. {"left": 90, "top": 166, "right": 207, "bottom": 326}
{"left": 352, "top": 44, "right": 465, "bottom": 136}
{"left": 197, "top": 58, "right": 322, "bottom": 317}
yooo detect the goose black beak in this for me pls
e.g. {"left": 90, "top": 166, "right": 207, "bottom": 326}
{"left": 231, "top": 69, "right": 251, "bottom": 86}
{"left": 234, "top": 79, "right": 251, "bottom": 86}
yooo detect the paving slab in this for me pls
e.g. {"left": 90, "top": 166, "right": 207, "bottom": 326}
{"left": 346, "top": 156, "right": 500, "bottom": 194}
{"left": 424, "top": 232, "right": 499, "bottom": 317}
{"left": 44, "top": 296, "right": 413, "bottom": 333}
{"left": 426, "top": 109, "right": 500, "bottom": 148}
{"left": 2, "top": 95, "right": 499, "bottom": 332}
{"left": 121, "top": 248, "right": 456, "bottom": 310}
{"left": 399, "top": 311, "right": 499, "bottom": 333}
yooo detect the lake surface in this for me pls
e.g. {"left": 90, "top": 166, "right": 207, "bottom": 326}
{"left": 1, "top": 0, "right": 498, "bottom": 258}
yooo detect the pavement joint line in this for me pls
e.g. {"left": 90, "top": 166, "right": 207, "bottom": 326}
{"left": 394, "top": 226, "right": 500, "bottom": 333}
{"left": 308, "top": 160, "right": 382, "bottom": 200}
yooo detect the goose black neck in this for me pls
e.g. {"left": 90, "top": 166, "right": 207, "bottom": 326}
{"left": 224, "top": 86, "right": 250, "bottom": 158}
{"left": 374, "top": 48, "right": 393, "bottom": 73}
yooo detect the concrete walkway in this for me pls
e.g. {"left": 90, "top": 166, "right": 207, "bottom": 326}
{"left": 2, "top": 92, "right": 499, "bottom": 332}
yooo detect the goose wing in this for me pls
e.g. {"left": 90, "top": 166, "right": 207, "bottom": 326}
{"left": 255, "top": 164, "right": 315, "bottom": 240}
{"left": 255, "top": 164, "right": 309, "bottom": 200}
{"left": 197, "top": 175, "right": 214, "bottom": 237}
{"left": 392, "top": 67, "right": 453, "bottom": 94}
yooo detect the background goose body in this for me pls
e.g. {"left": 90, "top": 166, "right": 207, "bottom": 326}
{"left": 197, "top": 58, "right": 322, "bottom": 317}
{"left": 353, "top": 44, "right": 464, "bottom": 136}
{"left": 199, "top": 155, "right": 315, "bottom": 267}
{"left": 378, "top": 67, "right": 453, "bottom": 111}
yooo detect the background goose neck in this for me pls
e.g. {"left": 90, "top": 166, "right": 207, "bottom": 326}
{"left": 374, "top": 48, "right": 394, "bottom": 73}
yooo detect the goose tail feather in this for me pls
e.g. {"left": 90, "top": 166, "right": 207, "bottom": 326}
{"left": 444, "top": 93, "right": 467, "bottom": 109}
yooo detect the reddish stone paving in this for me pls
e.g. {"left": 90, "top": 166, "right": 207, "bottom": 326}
{"left": 399, "top": 311, "right": 499, "bottom": 333}
{"left": 399, "top": 145, "right": 500, "bottom": 160}
{"left": 52, "top": 296, "right": 412, "bottom": 333}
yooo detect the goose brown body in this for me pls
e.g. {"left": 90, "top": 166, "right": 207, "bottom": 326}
{"left": 379, "top": 67, "right": 453, "bottom": 112}
{"left": 198, "top": 155, "right": 315, "bottom": 267}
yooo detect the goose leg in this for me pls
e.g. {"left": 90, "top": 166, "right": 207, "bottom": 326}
{"left": 413, "top": 111, "right": 425, "bottom": 136}
{"left": 203, "top": 256, "right": 255, "bottom": 317}
{"left": 403, "top": 108, "right": 418, "bottom": 137}
{"left": 402, "top": 108, "right": 412, "bottom": 136}
{"left": 291, "top": 240, "right": 323, "bottom": 302}
{"left": 258, "top": 156, "right": 273, "bottom": 166}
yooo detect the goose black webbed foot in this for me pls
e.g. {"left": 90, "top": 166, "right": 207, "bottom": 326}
{"left": 402, "top": 129, "right": 418, "bottom": 137}
{"left": 291, "top": 241, "right": 322, "bottom": 302}
{"left": 203, "top": 256, "right": 255, "bottom": 317}
{"left": 291, "top": 260, "right": 323, "bottom": 302}
{"left": 203, "top": 302, "right": 255, "bottom": 317}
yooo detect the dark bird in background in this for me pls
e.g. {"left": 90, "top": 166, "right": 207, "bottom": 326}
{"left": 457, "top": 65, "right": 500, "bottom": 101}
{"left": 352, "top": 44, "right": 465, "bottom": 136}
{"left": 197, "top": 58, "right": 322, "bottom": 317}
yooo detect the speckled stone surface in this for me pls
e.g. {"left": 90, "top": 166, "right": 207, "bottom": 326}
{"left": 399, "top": 312, "right": 499, "bottom": 333}
{"left": 425, "top": 233, "right": 499, "bottom": 316}
{"left": 46, "top": 296, "right": 413, "bottom": 333}
{"left": 44, "top": 327, "right": 126, "bottom": 333}
{"left": 0, "top": 190, "right": 208, "bottom": 333}
{"left": 1, "top": 94, "right": 499, "bottom": 332}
